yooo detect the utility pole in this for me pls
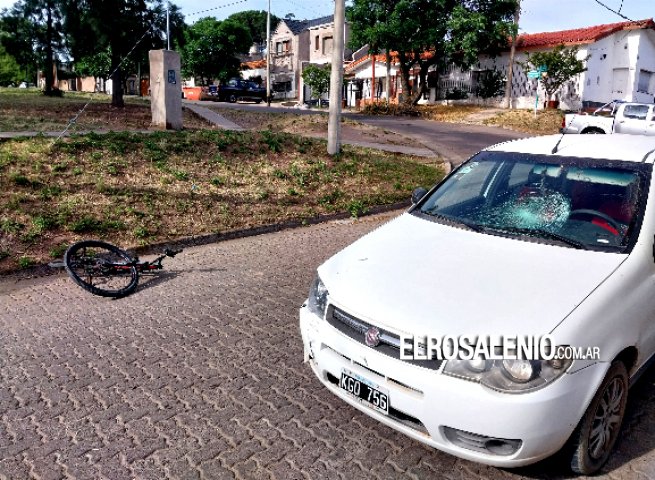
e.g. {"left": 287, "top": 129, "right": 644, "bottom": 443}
{"left": 328, "top": 0, "right": 345, "bottom": 155}
{"left": 503, "top": 1, "right": 520, "bottom": 109}
{"left": 166, "top": 3, "right": 170, "bottom": 50}
{"left": 266, "top": 0, "right": 271, "bottom": 107}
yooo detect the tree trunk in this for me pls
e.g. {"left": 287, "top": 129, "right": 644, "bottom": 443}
{"left": 503, "top": 2, "right": 521, "bottom": 109}
{"left": 44, "top": 1, "right": 54, "bottom": 95}
{"left": 409, "top": 61, "right": 430, "bottom": 105}
{"left": 397, "top": 53, "right": 414, "bottom": 105}
{"left": 111, "top": 66, "right": 124, "bottom": 107}
{"left": 385, "top": 49, "right": 391, "bottom": 102}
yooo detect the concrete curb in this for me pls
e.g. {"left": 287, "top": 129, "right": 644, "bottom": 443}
{"left": 1, "top": 202, "right": 410, "bottom": 281}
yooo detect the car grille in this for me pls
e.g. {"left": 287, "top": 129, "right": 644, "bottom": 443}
{"left": 327, "top": 306, "right": 442, "bottom": 371}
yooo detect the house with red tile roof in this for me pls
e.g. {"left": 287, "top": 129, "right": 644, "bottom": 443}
{"left": 494, "top": 18, "right": 655, "bottom": 109}
{"left": 344, "top": 19, "right": 655, "bottom": 110}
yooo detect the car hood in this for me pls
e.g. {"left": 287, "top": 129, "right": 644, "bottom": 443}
{"left": 318, "top": 213, "right": 626, "bottom": 337}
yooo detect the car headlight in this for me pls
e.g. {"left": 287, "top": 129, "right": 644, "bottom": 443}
{"left": 443, "top": 356, "right": 572, "bottom": 393}
{"left": 307, "top": 275, "right": 329, "bottom": 319}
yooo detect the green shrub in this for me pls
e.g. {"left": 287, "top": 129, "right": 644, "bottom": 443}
{"left": 361, "top": 101, "right": 420, "bottom": 117}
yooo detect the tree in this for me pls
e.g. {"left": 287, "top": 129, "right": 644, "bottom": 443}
{"left": 72, "top": 0, "right": 184, "bottom": 107}
{"left": 226, "top": 10, "right": 279, "bottom": 48}
{"left": 0, "top": 44, "right": 22, "bottom": 85}
{"left": 476, "top": 68, "right": 505, "bottom": 99}
{"left": 0, "top": 6, "right": 39, "bottom": 84}
{"left": 348, "top": 0, "right": 518, "bottom": 105}
{"left": 75, "top": 47, "right": 111, "bottom": 85}
{"left": 180, "top": 17, "right": 252, "bottom": 85}
{"left": 519, "top": 44, "right": 589, "bottom": 103}
{"left": 0, "top": 0, "right": 65, "bottom": 95}
{"left": 302, "top": 64, "right": 330, "bottom": 106}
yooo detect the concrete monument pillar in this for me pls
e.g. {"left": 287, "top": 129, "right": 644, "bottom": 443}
{"left": 149, "top": 49, "right": 182, "bottom": 130}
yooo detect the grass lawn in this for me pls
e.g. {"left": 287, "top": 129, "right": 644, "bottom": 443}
{"left": 0, "top": 88, "right": 210, "bottom": 132}
{"left": 483, "top": 109, "right": 564, "bottom": 135}
{"left": 0, "top": 129, "right": 443, "bottom": 273}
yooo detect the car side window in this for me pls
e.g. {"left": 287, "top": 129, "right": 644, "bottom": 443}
{"left": 623, "top": 105, "right": 649, "bottom": 120}
{"left": 423, "top": 161, "right": 497, "bottom": 211}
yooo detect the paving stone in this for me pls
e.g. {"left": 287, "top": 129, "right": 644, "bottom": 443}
{"left": 1, "top": 210, "right": 654, "bottom": 479}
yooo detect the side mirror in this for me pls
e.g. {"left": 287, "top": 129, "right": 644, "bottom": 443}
{"left": 411, "top": 187, "right": 428, "bottom": 205}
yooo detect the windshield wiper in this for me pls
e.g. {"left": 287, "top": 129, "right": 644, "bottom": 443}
{"left": 428, "top": 212, "right": 484, "bottom": 232}
{"left": 482, "top": 226, "right": 588, "bottom": 250}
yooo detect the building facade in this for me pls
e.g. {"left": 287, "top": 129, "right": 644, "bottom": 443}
{"left": 268, "top": 15, "right": 352, "bottom": 102}
{"left": 344, "top": 19, "right": 655, "bottom": 110}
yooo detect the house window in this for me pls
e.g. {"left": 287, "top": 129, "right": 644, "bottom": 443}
{"left": 273, "top": 81, "right": 291, "bottom": 93}
{"left": 322, "top": 36, "right": 333, "bottom": 55}
{"left": 315, "top": 35, "right": 319, "bottom": 50}
{"left": 276, "top": 42, "right": 283, "bottom": 54}
{"left": 284, "top": 40, "right": 290, "bottom": 52}
{"left": 638, "top": 70, "right": 652, "bottom": 93}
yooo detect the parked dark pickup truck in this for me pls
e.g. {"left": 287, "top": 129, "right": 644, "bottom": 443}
{"left": 217, "top": 78, "right": 267, "bottom": 103}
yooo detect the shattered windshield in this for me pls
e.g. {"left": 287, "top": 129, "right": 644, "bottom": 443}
{"left": 415, "top": 152, "right": 649, "bottom": 252}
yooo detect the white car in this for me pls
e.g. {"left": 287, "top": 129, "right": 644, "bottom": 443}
{"left": 299, "top": 134, "right": 655, "bottom": 475}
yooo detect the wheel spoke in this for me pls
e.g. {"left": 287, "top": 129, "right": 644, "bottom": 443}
{"left": 64, "top": 241, "right": 138, "bottom": 297}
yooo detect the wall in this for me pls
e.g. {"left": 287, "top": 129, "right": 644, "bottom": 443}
{"left": 308, "top": 22, "right": 351, "bottom": 65}
{"left": 635, "top": 29, "right": 655, "bottom": 103}
{"left": 474, "top": 28, "right": 654, "bottom": 110}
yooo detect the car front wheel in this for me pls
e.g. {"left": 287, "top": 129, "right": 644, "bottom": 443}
{"left": 569, "top": 360, "right": 628, "bottom": 475}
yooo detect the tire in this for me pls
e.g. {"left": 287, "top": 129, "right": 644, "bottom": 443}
{"left": 569, "top": 361, "right": 628, "bottom": 475}
{"left": 582, "top": 128, "right": 605, "bottom": 134}
{"left": 64, "top": 240, "right": 139, "bottom": 298}
{"left": 229, "top": 94, "right": 237, "bottom": 103}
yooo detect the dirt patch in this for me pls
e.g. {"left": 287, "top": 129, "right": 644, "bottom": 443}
{"left": 213, "top": 108, "right": 420, "bottom": 148}
{"left": 483, "top": 109, "right": 564, "bottom": 135}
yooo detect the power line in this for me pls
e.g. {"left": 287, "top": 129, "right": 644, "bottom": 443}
{"left": 280, "top": 0, "right": 332, "bottom": 20}
{"left": 591, "top": 0, "right": 633, "bottom": 21}
{"left": 185, "top": 0, "right": 251, "bottom": 19}
{"left": 55, "top": 24, "right": 158, "bottom": 143}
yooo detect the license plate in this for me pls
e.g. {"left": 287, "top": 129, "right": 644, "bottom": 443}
{"left": 340, "top": 368, "right": 389, "bottom": 414}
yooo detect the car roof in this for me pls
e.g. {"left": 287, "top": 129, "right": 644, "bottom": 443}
{"left": 485, "top": 134, "right": 655, "bottom": 164}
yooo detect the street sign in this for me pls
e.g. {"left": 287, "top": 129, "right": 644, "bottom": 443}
{"left": 527, "top": 70, "right": 540, "bottom": 79}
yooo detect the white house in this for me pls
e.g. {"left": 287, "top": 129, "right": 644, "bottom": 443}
{"left": 479, "top": 18, "right": 655, "bottom": 110}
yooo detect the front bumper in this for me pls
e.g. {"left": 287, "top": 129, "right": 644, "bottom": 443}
{"left": 299, "top": 304, "right": 608, "bottom": 467}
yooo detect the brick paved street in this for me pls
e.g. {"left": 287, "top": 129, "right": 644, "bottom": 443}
{"left": 1, "top": 211, "right": 655, "bottom": 480}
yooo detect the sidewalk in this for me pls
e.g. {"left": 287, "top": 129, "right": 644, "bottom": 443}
{"left": 185, "top": 102, "right": 438, "bottom": 159}
{"left": 183, "top": 103, "right": 245, "bottom": 131}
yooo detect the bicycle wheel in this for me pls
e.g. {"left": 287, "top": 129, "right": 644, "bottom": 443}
{"left": 64, "top": 240, "right": 139, "bottom": 297}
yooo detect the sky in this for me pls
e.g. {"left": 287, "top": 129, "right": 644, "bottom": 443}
{"left": 0, "top": 0, "right": 652, "bottom": 34}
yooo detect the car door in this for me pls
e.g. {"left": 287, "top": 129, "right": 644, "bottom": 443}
{"left": 615, "top": 104, "right": 650, "bottom": 135}
{"left": 646, "top": 107, "right": 655, "bottom": 136}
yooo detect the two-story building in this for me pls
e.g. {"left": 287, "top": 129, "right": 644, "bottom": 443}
{"left": 269, "top": 15, "right": 351, "bottom": 101}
